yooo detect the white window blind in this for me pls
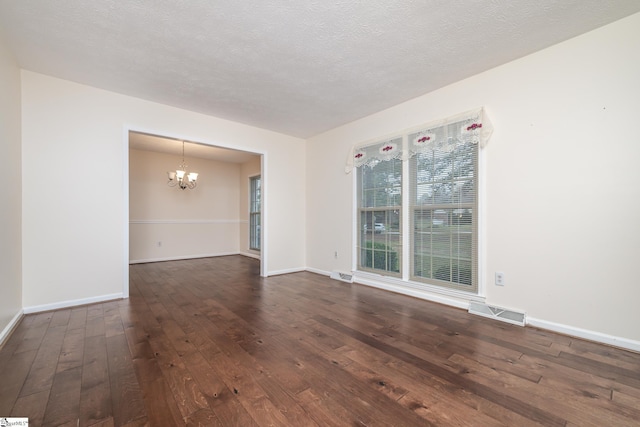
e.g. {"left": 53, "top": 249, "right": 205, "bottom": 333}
{"left": 409, "top": 123, "right": 478, "bottom": 291}
{"left": 357, "top": 137, "right": 403, "bottom": 275}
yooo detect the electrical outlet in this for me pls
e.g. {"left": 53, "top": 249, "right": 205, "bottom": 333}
{"left": 495, "top": 272, "right": 505, "bottom": 286}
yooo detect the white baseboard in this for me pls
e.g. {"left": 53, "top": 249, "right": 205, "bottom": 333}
{"left": 266, "top": 266, "right": 306, "bottom": 276}
{"left": 129, "top": 252, "right": 239, "bottom": 264}
{"left": 527, "top": 317, "right": 640, "bottom": 353}
{"left": 17, "top": 264, "right": 638, "bottom": 353}
{"left": 240, "top": 251, "right": 261, "bottom": 260}
{"left": 305, "top": 267, "right": 640, "bottom": 353}
{"left": 23, "top": 293, "right": 124, "bottom": 314}
{"left": 0, "top": 309, "right": 24, "bottom": 347}
{"left": 305, "top": 267, "right": 331, "bottom": 276}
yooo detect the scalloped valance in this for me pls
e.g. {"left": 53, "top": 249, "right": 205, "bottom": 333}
{"left": 345, "top": 107, "right": 493, "bottom": 173}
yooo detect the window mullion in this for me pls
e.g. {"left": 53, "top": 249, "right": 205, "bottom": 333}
{"left": 402, "top": 135, "right": 410, "bottom": 281}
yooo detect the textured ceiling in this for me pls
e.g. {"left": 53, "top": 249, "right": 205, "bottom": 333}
{"left": 1, "top": 1, "right": 640, "bottom": 138}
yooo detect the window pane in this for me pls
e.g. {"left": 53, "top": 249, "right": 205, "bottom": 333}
{"left": 249, "top": 176, "right": 261, "bottom": 251}
{"left": 453, "top": 143, "right": 475, "bottom": 179}
{"left": 358, "top": 158, "right": 401, "bottom": 275}
{"left": 410, "top": 138, "right": 478, "bottom": 291}
{"left": 360, "top": 159, "right": 402, "bottom": 208}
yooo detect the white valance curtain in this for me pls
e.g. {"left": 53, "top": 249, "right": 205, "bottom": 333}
{"left": 345, "top": 107, "right": 493, "bottom": 173}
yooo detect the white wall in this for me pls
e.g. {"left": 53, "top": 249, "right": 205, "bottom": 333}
{"left": 21, "top": 72, "right": 306, "bottom": 310}
{"left": 239, "top": 156, "right": 262, "bottom": 257}
{"left": 129, "top": 148, "right": 246, "bottom": 262}
{"left": 0, "top": 32, "right": 23, "bottom": 340}
{"left": 307, "top": 13, "right": 640, "bottom": 344}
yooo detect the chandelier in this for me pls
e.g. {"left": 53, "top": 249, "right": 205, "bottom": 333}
{"left": 167, "top": 141, "right": 198, "bottom": 190}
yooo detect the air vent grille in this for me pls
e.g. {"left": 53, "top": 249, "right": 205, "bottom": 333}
{"left": 468, "top": 302, "right": 525, "bottom": 326}
{"left": 330, "top": 271, "right": 354, "bottom": 283}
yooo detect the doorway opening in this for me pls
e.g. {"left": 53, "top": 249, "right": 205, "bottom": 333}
{"left": 126, "top": 131, "right": 265, "bottom": 295}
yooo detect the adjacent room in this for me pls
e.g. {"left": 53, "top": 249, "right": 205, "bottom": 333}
{"left": 128, "top": 132, "right": 262, "bottom": 267}
{"left": 1, "top": 1, "right": 639, "bottom": 425}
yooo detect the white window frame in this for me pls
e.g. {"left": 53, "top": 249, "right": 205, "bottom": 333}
{"left": 408, "top": 142, "right": 479, "bottom": 293}
{"left": 249, "top": 175, "right": 261, "bottom": 251}
{"left": 349, "top": 108, "right": 491, "bottom": 298}
{"left": 356, "top": 157, "right": 403, "bottom": 277}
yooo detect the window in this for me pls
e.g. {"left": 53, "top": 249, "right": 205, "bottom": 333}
{"left": 350, "top": 109, "right": 490, "bottom": 293}
{"left": 249, "top": 175, "right": 261, "bottom": 251}
{"left": 410, "top": 131, "right": 478, "bottom": 292}
{"left": 357, "top": 155, "right": 402, "bottom": 275}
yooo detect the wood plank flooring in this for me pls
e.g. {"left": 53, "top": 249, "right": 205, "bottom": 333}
{"left": 1, "top": 255, "right": 639, "bottom": 426}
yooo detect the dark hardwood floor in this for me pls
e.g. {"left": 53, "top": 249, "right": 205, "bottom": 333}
{"left": 1, "top": 256, "right": 639, "bottom": 426}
